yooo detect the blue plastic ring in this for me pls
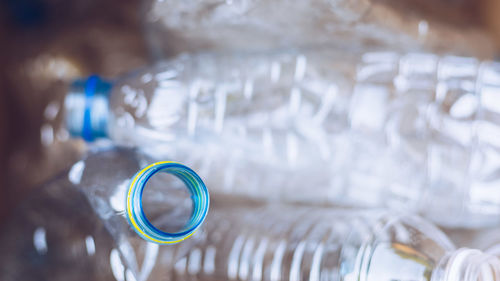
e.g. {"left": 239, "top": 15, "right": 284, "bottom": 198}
{"left": 82, "top": 75, "right": 99, "bottom": 141}
{"left": 126, "top": 161, "right": 210, "bottom": 244}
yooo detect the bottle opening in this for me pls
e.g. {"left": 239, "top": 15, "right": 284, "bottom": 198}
{"left": 142, "top": 172, "right": 193, "bottom": 233}
{"left": 126, "top": 161, "right": 210, "bottom": 244}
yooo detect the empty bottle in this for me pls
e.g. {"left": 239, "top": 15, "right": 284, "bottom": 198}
{"left": 61, "top": 49, "right": 500, "bottom": 228}
{"left": 143, "top": 0, "right": 494, "bottom": 58}
{"left": 0, "top": 147, "right": 209, "bottom": 281}
{"left": 130, "top": 201, "right": 500, "bottom": 281}
{"left": 5, "top": 170, "right": 500, "bottom": 281}
{"left": 64, "top": 49, "right": 420, "bottom": 210}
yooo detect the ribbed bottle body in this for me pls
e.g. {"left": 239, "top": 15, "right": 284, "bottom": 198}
{"left": 121, "top": 202, "right": 455, "bottom": 281}
{"left": 105, "top": 49, "right": 500, "bottom": 227}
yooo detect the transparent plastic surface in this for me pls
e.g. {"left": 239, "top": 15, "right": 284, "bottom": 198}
{"left": 89, "top": 49, "right": 500, "bottom": 228}
{"left": 0, "top": 147, "right": 208, "bottom": 281}
{"left": 144, "top": 0, "right": 494, "bottom": 58}
{"left": 167, "top": 204, "right": 457, "bottom": 281}
{"left": 340, "top": 214, "right": 454, "bottom": 281}
{"left": 70, "top": 147, "right": 208, "bottom": 277}
{"left": 3, "top": 174, "right": 500, "bottom": 281}
{"left": 0, "top": 173, "right": 117, "bottom": 281}
{"left": 70, "top": 146, "right": 208, "bottom": 241}
{"left": 106, "top": 49, "right": 423, "bottom": 211}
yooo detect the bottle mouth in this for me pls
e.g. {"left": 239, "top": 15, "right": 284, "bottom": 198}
{"left": 126, "top": 161, "right": 210, "bottom": 244}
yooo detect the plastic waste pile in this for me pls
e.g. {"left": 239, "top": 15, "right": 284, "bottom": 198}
{"left": 2, "top": 1, "right": 500, "bottom": 281}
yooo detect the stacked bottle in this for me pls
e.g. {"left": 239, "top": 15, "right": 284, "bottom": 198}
{"left": 8, "top": 1, "right": 499, "bottom": 280}
{"left": 61, "top": 49, "right": 500, "bottom": 228}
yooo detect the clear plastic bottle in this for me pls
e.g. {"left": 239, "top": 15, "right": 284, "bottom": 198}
{"left": 3, "top": 168, "right": 500, "bottom": 281}
{"left": 156, "top": 203, "right": 500, "bottom": 281}
{"left": 143, "top": 0, "right": 494, "bottom": 58}
{"left": 0, "top": 147, "right": 209, "bottom": 281}
{"left": 70, "top": 146, "right": 210, "bottom": 245}
{"left": 63, "top": 49, "right": 500, "bottom": 228}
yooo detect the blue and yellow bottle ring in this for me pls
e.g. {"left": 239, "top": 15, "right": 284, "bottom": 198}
{"left": 126, "top": 161, "right": 210, "bottom": 244}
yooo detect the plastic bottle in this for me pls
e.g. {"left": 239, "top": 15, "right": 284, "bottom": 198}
{"left": 136, "top": 203, "right": 500, "bottom": 281}
{"left": 0, "top": 147, "right": 209, "bottom": 281}
{"left": 3, "top": 163, "right": 500, "bottom": 281}
{"left": 143, "top": 0, "right": 494, "bottom": 58}
{"left": 62, "top": 49, "right": 500, "bottom": 228}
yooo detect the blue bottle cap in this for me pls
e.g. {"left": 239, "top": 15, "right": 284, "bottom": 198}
{"left": 65, "top": 75, "right": 112, "bottom": 141}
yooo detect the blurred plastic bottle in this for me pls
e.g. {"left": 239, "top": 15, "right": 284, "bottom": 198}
{"left": 4, "top": 172, "right": 500, "bottom": 281}
{"left": 0, "top": 171, "right": 117, "bottom": 281}
{"left": 143, "top": 0, "right": 494, "bottom": 58}
{"left": 136, "top": 203, "right": 500, "bottom": 281}
{"left": 63, "top": 49, "right": 500, "bottom": 228}
{"left": 0, "top": 147, "right": 209, "bottom": 281}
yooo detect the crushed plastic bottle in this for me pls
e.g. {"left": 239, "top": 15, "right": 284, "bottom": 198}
{"left": 0, "top": 147, "right": 209, "bottom": 281}
{"left": 62, "top": 49, "right": 500, "bottom": 228}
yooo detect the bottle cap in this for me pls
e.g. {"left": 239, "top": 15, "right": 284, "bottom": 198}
{"left": 65, "top": 75, "right": 112, "bottom": 141}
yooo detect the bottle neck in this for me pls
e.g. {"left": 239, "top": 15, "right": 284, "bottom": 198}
{"left": 433, "top": 248, "right": 500, "bottom": 281}
{"left": 65, "top": 75, "right": 112, "bottom": 141}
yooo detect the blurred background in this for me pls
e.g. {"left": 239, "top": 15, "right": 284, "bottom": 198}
{"left": 0, "top": 0, "right": 500, "bottom": 225}
{"left": 0, "top": 0, "right": 149, "bottom": 223}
